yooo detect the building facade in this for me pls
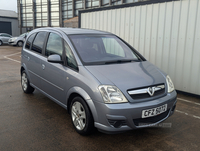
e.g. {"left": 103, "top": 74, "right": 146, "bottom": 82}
{"left": 0, "top": 9, "right": 26, "bottom": 36}
{"left": 17, "top": 0, "right": 144, "bottom": 29}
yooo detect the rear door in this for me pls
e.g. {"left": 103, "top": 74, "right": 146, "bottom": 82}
{"left": 24, "top": 32, "right": 48, "bottom": 89}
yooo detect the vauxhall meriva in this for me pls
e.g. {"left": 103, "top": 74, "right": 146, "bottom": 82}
{"left": 21, "top": 27, "right": 177, "bottom": 135}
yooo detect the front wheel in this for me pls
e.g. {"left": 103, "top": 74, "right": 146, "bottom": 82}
{"left": 70, "top": 97, "right": 94, "bottom": 135}
{"left": 0, "top": 40, "right": 2, "bottom": 46}
{"left": 21, "top": 70, "right": 35, "bottom": 93}
{"left": 17, "top": 41, "right": 23, "bottom": 47}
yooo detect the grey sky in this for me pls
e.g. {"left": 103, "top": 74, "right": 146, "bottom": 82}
{"left": 0, "top": 0, "right": 17, "bottom": 12}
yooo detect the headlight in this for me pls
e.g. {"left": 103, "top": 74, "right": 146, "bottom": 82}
{"left": 98, "top": 85, "right": 128, "bottom": 103}
{"left": 11, "top": 38, "right": 17, "bottom": 41}
{"left": 166, "top": 75, "right": 175, "bottom": 93}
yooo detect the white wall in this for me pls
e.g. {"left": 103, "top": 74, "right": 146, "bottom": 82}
{"left": 81, "top": 0, "right": 200, "bottom": 95}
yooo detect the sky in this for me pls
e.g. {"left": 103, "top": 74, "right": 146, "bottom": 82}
{"left": 0, "top": 0, "right": 17, "bottom": 12}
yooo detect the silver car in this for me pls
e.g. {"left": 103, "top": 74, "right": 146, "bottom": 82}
{"left": 9, "top": 32, "right": 28, "bottom": 47}
{"left": 0, "top": 33, "right": 12, "bottom": 46}
{"left": 21, "top": 28, "right": 177, "bottom": 135}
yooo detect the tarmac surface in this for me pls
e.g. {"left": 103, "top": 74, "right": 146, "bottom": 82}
{"left": 0, "top": 45, "right": 200, "bottom": 151}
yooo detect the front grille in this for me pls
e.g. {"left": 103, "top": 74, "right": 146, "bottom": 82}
{"left": 133, "top": 109, "right": 169, "bottom": 126}
{"left": 127, "top": 84, "right": 166, "bottom": 100}
{"left": 131, "top": 89, "right": 165, "bottom": 100}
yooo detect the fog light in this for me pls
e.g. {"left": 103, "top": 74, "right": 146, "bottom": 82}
{"left": 108, "top": 119, "right": 126, "bottom": 128}
{"left": 114, "top": 121, "right": 123, "bottom": 128}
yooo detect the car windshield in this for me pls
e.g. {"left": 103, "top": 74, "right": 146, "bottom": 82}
{"left": 19, "top": 33, "right": 26, "bottom": 37}
{"left": 69, "top": 35, "right": 141, "bottom": 65}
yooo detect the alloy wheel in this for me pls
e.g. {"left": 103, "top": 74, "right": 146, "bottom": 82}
{"left": 71, "top": 101, "right": 86, "bottom": 130}
{"left": 18, "top": 41, "right": 23, "bottom": 47}
{"left": 21, "top": 72, "right": 28, "bottom": 91}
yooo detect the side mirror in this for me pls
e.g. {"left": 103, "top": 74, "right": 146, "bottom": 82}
{"left": 24, "top": 35, "right": 27, "bottom": 39}
{"left": 47, "top": 54, "right": 63, "bottom": 63}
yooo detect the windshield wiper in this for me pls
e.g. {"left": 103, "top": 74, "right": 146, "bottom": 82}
{"left": 105, "top": 59, "right": 140, "bottom": 64}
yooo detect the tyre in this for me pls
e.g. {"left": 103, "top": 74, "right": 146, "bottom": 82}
{"left": 21, "top": 70, "right": 35, "bottom": 93}
{"left": 0, "top": 40, "right": 2, "bottom": 46}
{"left": 70, "top": 97, "right": 94, "bottom": 135}
{"left": 17, "top": 41, "right": 23, "bottom": 47}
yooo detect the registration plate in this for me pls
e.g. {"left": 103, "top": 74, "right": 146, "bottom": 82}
{"left": 142, "top": 104, "right": 167, "bottom": 118}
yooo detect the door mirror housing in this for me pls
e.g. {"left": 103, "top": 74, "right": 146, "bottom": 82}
{"left": 47, "top": 54, "right": 63, "bottom": 63}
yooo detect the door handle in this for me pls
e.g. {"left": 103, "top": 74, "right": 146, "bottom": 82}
{"left": 42, "top": 64, "right": 45, "bottom": 70}
{"left": 24, "top": 55, "right": 30, "bottom": 61}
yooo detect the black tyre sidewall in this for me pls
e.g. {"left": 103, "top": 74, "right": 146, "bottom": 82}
{"left": 18, "top": 41, "right": 23, "bottom": 47}
{"left": 0, "top": 40, "right": 2, "bottom": 46}
{"left": 70, "top": 97, "right": 94, "bottom": 135}
{"left": 21, "top": 70, "right": 34, "bottom": 93}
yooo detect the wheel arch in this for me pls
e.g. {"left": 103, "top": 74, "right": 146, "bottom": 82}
{"left": 66, "top": 87, "right": 98, "bottom": 122}
{"left": 20, "top": 64, "right": 31, "bottom": 83}
{"left": 20, "top": 66, "right": 25, "bottom": 74}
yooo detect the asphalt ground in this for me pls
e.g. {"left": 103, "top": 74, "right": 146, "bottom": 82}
{"left": 0, "top": 45, "right": 200, "bottom": 151}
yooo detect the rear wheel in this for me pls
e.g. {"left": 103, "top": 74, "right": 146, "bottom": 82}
{"left": 0, "top": 40, "right": 2, "bottom": 46}
{"left": 17, "top": 41, "right": 23, "bottom": 47}
{"left": 70, "top": 97, "right": 94, "bottom": 135}
{"left": 21, "top": 70, "right": 34, "bottom": 93}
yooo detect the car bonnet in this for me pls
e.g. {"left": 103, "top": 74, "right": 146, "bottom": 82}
{"left": 85, "top": 61, "right": 167, "bottom": 102}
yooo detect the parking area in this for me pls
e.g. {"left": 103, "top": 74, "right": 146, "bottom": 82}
{"left": 0, "top": 45, "right": 200, "bottom": 151}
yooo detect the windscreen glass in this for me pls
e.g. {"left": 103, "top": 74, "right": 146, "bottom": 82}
{"left": 69, "top": 35, "right": 140, "bottom": 65}
{"left": 19, "top": 33, "right": 26, "bottom": 37}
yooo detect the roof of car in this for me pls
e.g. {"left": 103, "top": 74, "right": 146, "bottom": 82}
{"left": 60, "top": 28, "right": 112, "bottom": 35}
{"left": 0, "top": 33, "right": 11, "bottom": 35}
{"left": 34, "top": 27, "right": 112, "bottom": 35}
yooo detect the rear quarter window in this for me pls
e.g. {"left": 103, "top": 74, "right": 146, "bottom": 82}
{"left": 25, "top": 33, "right": 36, "bottom": 50}
{"left": 31, "top": 32, "right": 47, "bottom": 54}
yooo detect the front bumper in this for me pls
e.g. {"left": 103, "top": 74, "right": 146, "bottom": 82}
{"left": 93, "top": 90, "right": 177, "bottom": 134}
{"left": 8, "top": 40, "right": 17, "bottom": 45}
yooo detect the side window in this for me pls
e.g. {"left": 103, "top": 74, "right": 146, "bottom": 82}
{"left": 25, "top": 33, "right": 36, "bottom": 50}
{"left": 64, "top": 41, "right": 78, "bottom": 70}
{"left": 7, "top": 34, "right": 12, "bottom": 38}
{"left": 102, "top": 37, "right": 125, "bottom": 57}
{"left": 2, "top": 34, "right": 11, "bottom": 37}
{"left": 45, "top": 33, "right": 63, "bottom": 57}
{"left": 31, "top": 32, "right": 47, "bottom": 54}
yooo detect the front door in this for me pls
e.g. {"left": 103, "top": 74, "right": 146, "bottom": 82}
{"left": 40, "top": 32, "right": 66, "bottom": 103}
